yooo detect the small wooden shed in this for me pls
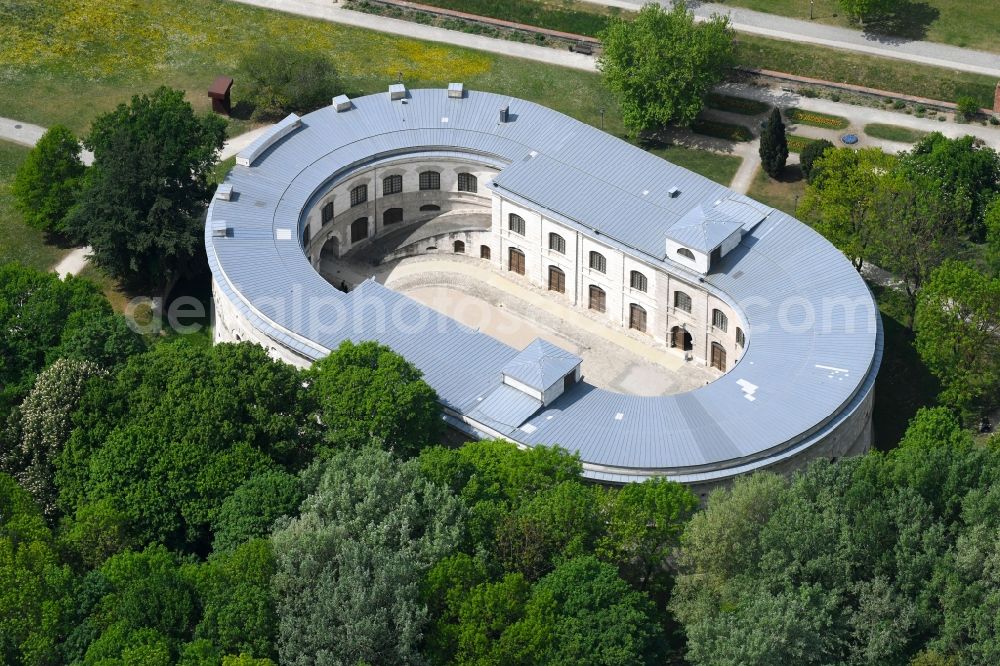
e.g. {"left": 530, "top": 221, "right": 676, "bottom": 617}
{"left": 208, "top": 76, "right": 234, "bottom": 115}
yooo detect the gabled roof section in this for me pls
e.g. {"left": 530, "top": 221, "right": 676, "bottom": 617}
{"left": 501, "top": 338, "right": 581, "bottom": 391}
{"left": 665, "top": 194, "right": 771, "bottom": 252}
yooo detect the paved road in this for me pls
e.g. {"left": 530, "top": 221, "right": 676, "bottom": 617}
{"left": 230, "top": 0, "right": 594, "bottom": 70}
{"left": 584, "top": 1, "right": 1000, "bottom": 78}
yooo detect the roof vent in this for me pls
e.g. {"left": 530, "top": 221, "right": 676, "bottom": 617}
{"left": 332, "top": 94, "right": 352, "bottom": 112}
{"left": 667, "top": 187, "right": 681, "bottom": 198}
{"left": 499, "top": 105, "right": 510, "bottom": 123}
{"left": 389, "top": 83, "right": 406, "bottom": 100}
{"left": 448, "top": 82, "right": 464, "bottom": 98}
{"left": 211, "top": 220, "right": 230, "bottom": 238}
{"left": 215, "top": 184, "right": 233, "bottom": 201}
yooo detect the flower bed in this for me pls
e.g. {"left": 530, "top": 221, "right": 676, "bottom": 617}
{"left": 783, "top": 108, "right": 849, "bottom": 130}
{"left": 785, "top": 134, "right": 818, "bottom": 153}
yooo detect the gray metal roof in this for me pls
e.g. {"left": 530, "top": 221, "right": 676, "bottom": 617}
{"left": 667, "top": 201, "right": 747, "bottom": 253}
{"left": 502, "top": 338, "right": 581, "bottom": 391}
{"left": 205, "top": 88, "right": 881, "bottom": 483}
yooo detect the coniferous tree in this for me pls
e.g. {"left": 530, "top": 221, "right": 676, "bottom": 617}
{"left": 759, "top": 107, "right": 788, "bottom": 178}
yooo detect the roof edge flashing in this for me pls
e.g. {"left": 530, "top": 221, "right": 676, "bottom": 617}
{"left": 235, "top": 113, "right": 302, "bottom": 167}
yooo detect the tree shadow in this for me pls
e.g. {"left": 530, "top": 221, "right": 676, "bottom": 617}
{"left": 860, "top": 1, "right": 940, "bottom": 44}
{"left": 772, "top": 164, "right": 803, "bottom": 184}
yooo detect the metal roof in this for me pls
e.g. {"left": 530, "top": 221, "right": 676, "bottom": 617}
{"left": 502, "top": 338, "right": 582, "bottom": 391}
{"left": 205, "top": 88, "right": 881, "bottom": 483}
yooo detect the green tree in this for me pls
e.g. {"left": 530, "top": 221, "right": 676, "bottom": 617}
{"left": 914, "top": 261, "right": 1000, "bottom": 414}
{"left": 0, "top": 473, "right": 73, "bottom": 666}
{"left": 235, "top": 45, "right": 340, "bottom": 121}
{"left": 1, "top": 358, "right": 101, "bottom": 518}
{"left": 56, "top": 340, "right": 316, "bottom": 552}
{"left": 271, "top": 447, "right": 464, "bottom": 666}
{"left": 985, "top": 196, "right": 1000, "bottom": 275}
{"left": 11, "top": 125, "right": 86, "bottom": 235}
{"left": 49, "top": 309, "right": 145, "bottom": 370}
{"left": 800, "top": 139, "right": 834, "bottom": 183}
{"left": 211, "top": 471, "right": 304, "bottom": 553}
{"left": 598, "top": 3, "right": 734, "bottom": 134}
{"left": 758, "top": 108, "right": 788, "bottom": 178}
{"left": 65, "top": 87, "right": 226, "bottom": 290}
{"left": 59, "top": 498, "right": 138, "bottom": 570}
{"left": 798, "top": 147, "right": 898, "bottom": 271}
{"left": 839, "top": 0, "right": 903, "bottom": 22}
{"left": 309, "top": 340, "right": 442, "bottom": 456}
{"left": 0, "top": 263, "right": 108, "bottom": 424}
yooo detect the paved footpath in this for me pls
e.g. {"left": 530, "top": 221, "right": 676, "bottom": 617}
{"left": 586, "top": 1, "right": 1000, "bottom": 78}
{"left": 0, "top": 116, "right": 270, "bottom": 277}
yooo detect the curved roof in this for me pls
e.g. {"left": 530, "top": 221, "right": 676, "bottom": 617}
{"left": 206, "top": 88, "right": 881, "bottom": 483}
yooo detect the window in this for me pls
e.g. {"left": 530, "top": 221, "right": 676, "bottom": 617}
{"left": 548, "top": 266, "right": 565, "bottom": 293}
{"left": 736, "top": 327, "right": 745, "bottom": 348}
{"left": 674, "top": 291, "right": 692, "bottom": 313}
{"left": 302, "top": 224, "right": 311, "bottom": 247}
{"left": 629, "top": 304, "right": 647, "bottom": 332}
{"left": 508, "top": 248, "right": 525, "bottom": 275}
{"left": 350, "top": 184, "right": 367, "bottom": 207}
{"left": 480, "top": 245, "right": 491, "bottom": 260}
{"left": 457, "top": 172, "right": 477, "bottom": 193}
{"left": 383, "top": 208, "right": 403, "bottom": 225}
{"left": 711, "top": 342, "right": 727, "bottom": 372}
{"left": 549, "top": 232, "right": 566, "bottom": 254}
{"left": 712, "top": 308, "right": 728, "bottom": 332}
{"left": 508, "top": 213, "right": 525, "bottom": 236}
{"left": 677, "top": 247, "right": 695, "bottom": 260}
{"left": 589, "top": 251, "right": 606, "bottom": 274}
{"left": 419, "top": 204, "right": 441, "bottom": 212}
{"left": 382, "top": 174, "right": 402, "bottom": 195}
{"left": 321, "top": 201, "right": 334, "bottom": 225}
{"left": 419, "top": 171, "right": 440, "bottom": 190}
{"left": 453, "top": 240, "right": 465, "bottom": 253}
{"left": 630, "top": 270, "right": 647, "bottom": 292}
{"left": 350, "top": 217, "right": 368, "bottom": 243}
{"left": 588, "top": 285, "right": 606, "bottom": 313}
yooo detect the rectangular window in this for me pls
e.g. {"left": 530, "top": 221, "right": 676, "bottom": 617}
{"left": 712, "top": 309, "right": 728, "bottom": 332}
{"left": 457, "top": 173, "right": 477, "bottom": 193}
{"left": 508, "top": 214, "right": 525, "bottom": 236}
{"left": 350, "top": 184, "right": 367, "bottom": 207}
{"left": 589, "top": 251, "right": 606, "bottom": 274}
{"left": 382, "top": 175, "right": 402, "bottom": 195}
{"left": 419, "top": 171, "right": 440, "bottom": 190}
{"left": 630, "top": 270, "right": 647, "bottom": 292}
{"left": 549, "top": 233, "right": 566, "bottom": 254}
{"left": 675, "top": 291, "right": 692, "bottom": 313}
{"left": 321, "top": 201, "right": 334, "bottom": 225}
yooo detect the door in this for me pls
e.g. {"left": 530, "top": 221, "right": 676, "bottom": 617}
{"left": 711, "top": 342, "right": 727, "bottom": 372}
{"left": 671, "top": 326, "right": 692, "bottom": 351}
{"left": 588, "top": 285, "right": 606, "bottom": 312}
{"left": 548, "top": 266, "right": 565, "bottom": 293}
{"left": 480, "top": 245, "right": 491, "bottom": 260}
{"left": 509, "top": 248, "right": 525, "bottom": 275}
{"left": 629, "top": 304, "right": 646, "bottom": 332}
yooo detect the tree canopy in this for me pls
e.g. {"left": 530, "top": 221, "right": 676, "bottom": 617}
{"left": 758, "top": 108, "right": 788, "bottom": 178}
{"left": 11, "top": 124, "right": 86, "bottom": 235}
{"left": 65, "top": 87, "right": 226, "bottom": 290}
{"left": 598, "top": 3, "right": 734, "bottom": 134}
{"left": 235, "top": 45, "right": 340, "bottom": 121}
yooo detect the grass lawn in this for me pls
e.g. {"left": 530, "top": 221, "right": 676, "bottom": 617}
{"left": 407, "top": 0, "right": 619, "bottom": 35}
{"left": 711, "top": 0, "right": 998, "bottom": 53}
{"left": 647, "top": 145, "right": 742, "bottom": 186}
{"left": 784, "top": 108, "right": 851, "bottom": 130}
{"left": 0, "top": 140, "right": 72, "bottom": 271}
{"left": 747, "top": 164, "right": 807, "bottom": 216}
{"left": 864, "top": 123, "right": 930, "bottom": 143}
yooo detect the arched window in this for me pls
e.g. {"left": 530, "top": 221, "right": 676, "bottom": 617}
{"left": 350, "top": 184, "right": 367, "bottom": 207}
{"left": 589, "top": 251, "right": 606, "bottom": 274}
{"left": 480, "top": 245, "right": 491, "bottom": 260}
{"left": 630, "top": 270, "right": 647, "bottom": 292}
{"left": 548, "top": 266, "right": 565, "bottom": 293}
{"left": 712, "top": 308, "right": 728, "bottom": 332}
{"left": 382, "top": 174, "right": 402, "bottom": 195}
{"left": 457, "top": 172, "right": 477, "bottom": 193}
{"left": 508, "top": 247, "right": 525, "bottom": 275}
{"left": 736, "top": 326, "right": 745, "bottom": 348}
{"left": 383, "top": 208, "right": 403, "bottom": 225}
{"left": 508, "top": 213, "right": 525, "bottom": 236}
{"left": 419, "top": 170, "right": 440, "bottom": 190}
{"left": 419, "top": 204, "right": 441, "bottom": 212}
{"left": 674, "top": 290, "right": 692, "bottom": 313}
{"left": 453, "top": 240, "right": 465, "bottom": 253}
{"left": 711, "top": 342, "right": 727, "bottom": 372}
{"left": 629, "top": 304, "right": 647, "bottom": 332}
{"left": 350, "top": 217, "right": 368, "bottom": 243}
{"left": 549, "top": 233, "right": 566, "bottom": 254}
{"left": 321, "top": 201, "right": 334, "bottom": 225}
{"left": 677, "top": 247, "right": 695, "bottom": 260}
{"left": 588, "top": 285, "right": 606, "bottom": 313}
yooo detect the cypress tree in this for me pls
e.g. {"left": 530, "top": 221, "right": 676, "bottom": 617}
{"left": 759, "top": 107, "right": 789, "bottom": 178}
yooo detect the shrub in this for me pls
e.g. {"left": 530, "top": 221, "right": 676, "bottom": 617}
{"left": 829, "top": 93, "right": 840, "bottom": 102}
{"left": 690, "top": 118, "right": 753, "bottom": 142}
{"left": 236, "top": 45, "right": 339, "bottom": 121}
{"left": 892, "top": 100, "right": 906, "bottom": 109}
{"left": 800, "top": 87, "right": 818, "bottom": 98}
{"left": 11, "top": 125, "right": 86, "bottom": 235}
{"left": 956, "top": 95, "right": 979, "bottom": 120}
{"left": 799, "top": 138, "right": 835, "bottom": 183}
{"left": 990, "top": 115, "right": 1000, "bottom": 126}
